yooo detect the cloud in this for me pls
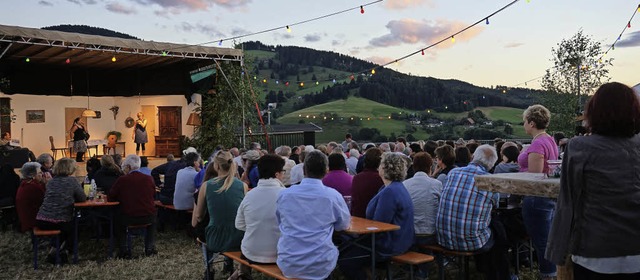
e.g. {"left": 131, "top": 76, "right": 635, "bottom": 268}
{"left": 38, "top": 1, "right": 53, "bottom": 6}
{"left": 133, "top": 0, "right": 250, "bottom": 12}
{"left": 67, "top": 0, "right": 98, "bottom": 4}
{"left": 384, "top": 0, "right": 434, "bottom": 10}
{"left": 504, "top": 42, "right": 524, "bottom": 48}
{"left": 106, "top": 2, "right": 137, "bottom": 14}
{"left": 617, "top": 31, "right": 640, "bottom": 48}
{"left": 304, "top": 33, "right": 323, "bottom": 43}
{"left": 369, "top": 18, "right": 485, "bottom": 49}
{"left": 177, "top": 22, "right": 225, "bottom": 38}
{"left": 231, "top": 27, "right": 250, "bottom": 36}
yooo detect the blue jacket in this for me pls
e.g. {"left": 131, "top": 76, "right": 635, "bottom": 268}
{"left": 366, "top": 181, "right": 415, "bottom": 257}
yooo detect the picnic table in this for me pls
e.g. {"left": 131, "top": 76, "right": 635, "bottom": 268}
{"left": 475, "top": 172, "right": 571, "bottom": 280}
{"left": 73, "top": 198, "right": 119, "bottom": 263}
{"left": 341, "top": 216, "right": 400, "bottom": 280}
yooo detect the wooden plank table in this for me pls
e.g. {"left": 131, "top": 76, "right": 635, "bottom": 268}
{"left": 342, "top": 216, "right": 400, "bottom": 280}
{"left": 73, "top": 199, "right": 119, "bottom": 263}
{"left": 475, "top": 172, "right": 571, "bottom": 280}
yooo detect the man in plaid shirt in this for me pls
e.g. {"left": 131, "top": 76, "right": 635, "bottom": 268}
{"left": 436, "top": 144, "right": 499, "bottom": 251}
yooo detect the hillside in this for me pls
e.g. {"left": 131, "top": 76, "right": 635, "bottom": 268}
{"left": 279, "top": 97, "right": 528, "bottom": 143}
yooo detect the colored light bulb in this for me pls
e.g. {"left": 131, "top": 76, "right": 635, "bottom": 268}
{"left": 421, "top": 50, "right": 425, "bottom": 55}
{"left": 360, "top": 6, "right": 364, "bottom": 14}
{"left": 300, "top": 82, "right": 304, "bottom": 87}
{"left": 66, "top": 58, "right": 70, "bottom": 64}
{"left": 486, "top": 18, "right": 489, "bottom": 25}
{"left": 315, "top": 81, "right": 319, "bottom": 85}
{"left": 162, "top": 51, "right": 167, "bottom": 56}
{"left": 218, "top": 40, "right": 222, "bottom": 46}
{"left": 286, "top": 26, "right": 291, "bottom": 33}
{"left": 628, "top": 22, "right": 631, "bottom": 28}
{"left": 112, "top": 56, "right": 116, "bottom": 62}
{"left": 371, "top": 69, "right": 375, "bottom": 74}
{"left": 25, "top": 57, "right": 30, "bottom": 62}
{"left": 451, "top": 36, "right": 455, "bottom": 43}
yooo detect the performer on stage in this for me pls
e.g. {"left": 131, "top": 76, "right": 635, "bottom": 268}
{"left": 70, "top": 118, "right": 88, "bottom": 162}
{"left": 133, "top": 112, "right": 148, "bottom": 156}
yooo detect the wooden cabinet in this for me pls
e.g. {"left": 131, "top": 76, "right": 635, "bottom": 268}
{"left": 155, "top": 136, "right": 180, "bottom": 157}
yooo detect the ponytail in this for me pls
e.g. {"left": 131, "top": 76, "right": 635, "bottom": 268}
{"left": 214, "top": 151, "right": 237, "bottom": 193}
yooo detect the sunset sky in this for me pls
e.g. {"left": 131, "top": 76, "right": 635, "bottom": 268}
{"left": 2, "top": 0, "right": 639, "bottom": 89}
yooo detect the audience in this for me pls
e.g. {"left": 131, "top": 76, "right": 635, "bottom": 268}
{"left": 276, "top": 150, "right": 350, "bottom": 279}
{"left": 454, "top": 146, "right": 471, "bottom": 167}
{"left": 436, "top": 145, "right": 510, "bottom": 279}
{"left": 173, "top": 152, "right": 201, "bottom": 210}
{"left": 232, "top": 154, "right": 286, "bottom": 280}
{"left": 0, "top": 164, "right": 20, "bottom": 207}
{"left": 109, "top": 155, "right": 157, "bottom": 258}
{"left": 192, "top": 151, "right": 246, "bottom": 276}
{"left": 289, "top": 151, "right": 306, "bottom": 186}
{"left": 346, "top": 149, "right": 359, "bottom": 175}
{"left": 241, "top": 150, "right": 261, "bottom": 189}
{"left": 152, "top": 147, "right": 195, "bottom": 205}
{"left": 322, "top": 153, "right": 353, "bottom": 196}
{"left": 36, "top": 158, "right": 87, "bottom": 262}
{"left": 403, "top": 152, "right": 442, "bottom": 246}
{"left": 94, "top": 155, "right": 123, "bottom": 195}
{"left": 339, "top": 152, "right": 414, "bottom": 279}
{"left": 36, "top": 153, "right": 54, "bottom": 183}
{"left": 275, "top": 146, "right": 296, "bottom": 187}
{"left": 432, "top": 145, "right": 456, "bottom": 186}
{"left": 351, "top": 148, "right": 384, "bottom": 218}
{"left": 139, "top": 156, "right": 152, "bottom": 176}
{"left": 16, "top": 162, "right": 45, "bottom": 232}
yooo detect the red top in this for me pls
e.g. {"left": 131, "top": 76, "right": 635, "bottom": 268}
{"left": 109, "top": 171, "right": 157, "bottom": 217}
{"left": 16, "top": 180, "right": 46, "bottom": 232}
{"left": 350, "top": 168, "right": 384, "bottom": 218}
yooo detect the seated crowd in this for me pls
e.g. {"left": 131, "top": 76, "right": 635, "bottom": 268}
{"left": 5, "top": 83, "right": 639, "bottom": 279}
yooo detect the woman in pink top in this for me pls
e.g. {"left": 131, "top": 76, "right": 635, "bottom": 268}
{"left": 518, "top": 104, "right": 558, "bottom": 280}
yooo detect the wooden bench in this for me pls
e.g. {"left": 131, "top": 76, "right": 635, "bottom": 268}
{"left": 32, "top": 227, "right": 62, "bottom": 269}
{"left": 154, "top": 200, "right": 193, "bottom": 231}
{"left": 390, "top": 251, "right": 435, "bottom": 280}
{"left": 420, "top": 244, "right": 478, "bottom": 280}
{"left": 223, "top": 251, "right": 295, "bottom": 280}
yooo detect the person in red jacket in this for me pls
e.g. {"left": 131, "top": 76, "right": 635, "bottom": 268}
{"left": 16, "top": 162, "right": 46, "bottom": 232}
{"left": 109, "top": 154, "right": 157, "bottom": 258}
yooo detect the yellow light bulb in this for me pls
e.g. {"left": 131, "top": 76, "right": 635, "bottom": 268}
{"left": 300, "top": 82, "right": 304, "bottom": 87}
{"left": 371, "top": 69, "right": 376, "bottom": 75}
{"left": 286, "top": 26, "right": 291, "bottom": 33}
{"left": 111, "top": 56, "right": 116, "bottom": 62}
{"left": 451, "top": 36, "right": 455, "bottom": 43}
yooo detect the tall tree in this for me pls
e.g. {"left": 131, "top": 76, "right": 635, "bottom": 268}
{"left": 540, "top": 30, "right": 610, "bottom": 135}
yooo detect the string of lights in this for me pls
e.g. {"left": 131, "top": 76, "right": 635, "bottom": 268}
{"left": 509, "top": 3, "right": 640, "bottom": 89}
{"left": 169, "top": 0, "right": 383, "bottom": 50}
{"left": 240, "top": 0, "right": 524, "bottom": 90}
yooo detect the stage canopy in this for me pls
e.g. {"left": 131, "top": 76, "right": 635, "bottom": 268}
{"left": 0, "top": 24, "right": 243, "bottom": 96}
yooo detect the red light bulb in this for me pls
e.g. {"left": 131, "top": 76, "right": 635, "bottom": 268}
{"left": 360, "top": 6, "right": 364, "bottom": 14}
{"left": 65, "top": 58, "right": 70, "bottom": 64}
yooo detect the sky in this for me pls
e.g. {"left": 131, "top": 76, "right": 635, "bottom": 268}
{"left": 1, "top": 0, "right": 639, "bottom": 89}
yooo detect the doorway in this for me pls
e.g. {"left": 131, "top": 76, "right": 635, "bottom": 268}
{"left": 156, "top": 106, "right": 182, "bottom": 157}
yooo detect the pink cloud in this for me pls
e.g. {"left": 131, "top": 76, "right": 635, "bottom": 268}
{"left": 133, "top": 0, "right": 251, "bottom": 11}
{"left": 384, "top": 0, "right": 434, "bottom": 10}
{"left": 369, "top": 18, "right": 485, "bottom": 49}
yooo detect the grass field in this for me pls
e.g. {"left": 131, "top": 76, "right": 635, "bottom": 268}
{"left": 0, "top": 225, "right": 539, "bottom": 280}
{"left": 432, "top": 106, "right": 524, "bottom": 124}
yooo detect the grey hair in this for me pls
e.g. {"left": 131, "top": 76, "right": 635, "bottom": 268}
{"left": 21, "top": 162, "right": 42, "bottom": 179}
{"left": 332, "top": 145, "right": 344, "bottom": 154}
{"left": 379, "top": 143, "right": 391, "bottom": 152}
{"left": 122, "top": 154, "right": 141, "bottom": 171}
{"left": 275, "top": 145, "right": 291, "bottom": 157}
{"left": 349, "top": 149, "right": 360, "bottom": 158}
{"left": 472, "top": 144, "right": 498, "bottom": 170}
{"left": 304, "top": 150, "right": 329, "bottom": 179}
{"left": 36, "top": 153, "right": 53, "bottom": 166}
{"left": 380, "top": 152, "right": 408, "bottom": 182}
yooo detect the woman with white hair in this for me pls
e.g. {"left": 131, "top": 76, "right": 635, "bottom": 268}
{"left": 339, "top": 152, "right": 415, "bottom": 279}
{"left": 16, "top": 162, "right": 45, "bottom": 232}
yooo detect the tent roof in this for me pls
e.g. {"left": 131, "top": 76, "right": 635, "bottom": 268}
{"left": 0, "top": 24, "right": 243, "bottom": 96}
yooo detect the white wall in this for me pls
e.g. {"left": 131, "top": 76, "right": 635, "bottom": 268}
{"left": 0, "top": 92, "right": 200, "bottom": 157}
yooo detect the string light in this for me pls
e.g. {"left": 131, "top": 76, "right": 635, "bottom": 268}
{"left": 371, "top": 69, "right": 376, "bottom": 75}
{"left": 300, "top": 82, "right": 304, "bottom": 87}
{"left": 218, "top": 40, "right": 222, "bottom": 46}
{"left": 65, "top": 58, "right": 70, "bottom": 64}
{"left": 485, "top": 18, "right": 490, "bottom": 25}
{"left": 162, "top": 51, "right": 167, "bottom": 56}
{"left": 360, "top": 5, "right": 365, "bottom": 14}
{"left": 451, "top": 36, "right": 455, "bottom": 43}
{"left": 421, "top": 49, "right": 425, "bottom": 55}
{"left": 25, "top": 57, "right": 30, "bottom": 62}
{"left": 111, "top": 56, "right": 116, "bottom": 62}
{"left": 286, "top": 26, "right": 292, "bottom": 33}
{"left": 512, "top": 3, "right": 639, "bottom": 88}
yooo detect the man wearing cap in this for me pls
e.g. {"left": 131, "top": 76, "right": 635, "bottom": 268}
{"left": 241, "top": 150, "right": 261, "bottom": 189}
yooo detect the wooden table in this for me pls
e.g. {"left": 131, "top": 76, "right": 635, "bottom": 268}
{"left": 73, "top": 199, "right": 119, "bottom": 263}
{"left": 475, "top": 172, "right": 571, "bottom": 279}
{"left": 341, "top": 216, "right": 400, "bottom": 280}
